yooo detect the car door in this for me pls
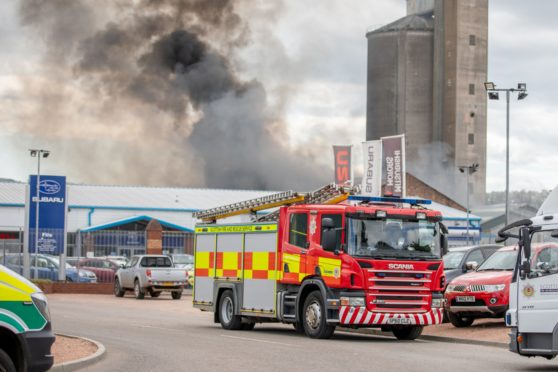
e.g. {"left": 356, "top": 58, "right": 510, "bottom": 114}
{"left": 516, "top": 245, "right": 558, "bottom": 334}
{"left": 120, "top": 256, "right": 137, "bottom": 288}
{"left": 281, "top": 211, "right": 309, "bottom": 284}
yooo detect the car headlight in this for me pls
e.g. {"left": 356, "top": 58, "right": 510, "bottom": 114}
{"left": 445, "top": 284, "right": 457, "bottom": 292}
{"left": 340, "top": 297, "right": 365, "bottom": 307}
{"left": 431, "top": 298, "right": 444, "bottom": 308}
{"left": 31, "top": 292, "right": 51, "bottom": 322}
{"left": 484, "top": 284, "right": 506, "bottom": 293}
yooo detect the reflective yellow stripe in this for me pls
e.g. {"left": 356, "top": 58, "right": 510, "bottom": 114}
{"left": 318, "top": 257, "right": 341, "bottom": 278}
{"left": 195, "top": 252, "right": 210, "bottom": 269}
{"left": 0, "top": 268, "right": 35, "bottom": 301}
{"left": 196, "top": 224, "right": 277, "bottom": 234}
{"left": 283, "top": 253, "right": 300, "bottom": 273}
{"left": 222, "top": 252, "right": 238, "bottom": 270}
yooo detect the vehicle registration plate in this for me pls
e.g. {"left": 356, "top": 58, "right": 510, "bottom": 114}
{"left": 163, "top": 281, "right": 174, "bottom": 286}
{"left": 456, "top": 296, "right": 475, "bottom": 303}
{"left": 387, "top": 318, "right": 412, "bottom": 325}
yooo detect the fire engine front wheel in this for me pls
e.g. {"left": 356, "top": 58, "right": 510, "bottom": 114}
{"left": 219, "top": 290, "right": 243, "bottom": 330}
{"left": 392, "top": 325, "right": 423, "bottom": 340}
{"left": 302, "top": 291, "right": 335, "bottom": 339}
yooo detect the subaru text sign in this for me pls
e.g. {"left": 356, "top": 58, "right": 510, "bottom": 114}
{"left": 26, "top": 175, "right": 67, "bottom": 255}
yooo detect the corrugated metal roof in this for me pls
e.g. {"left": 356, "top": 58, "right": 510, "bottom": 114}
{"left": 0, "top": 182, "right": 277, "bottom": 211}
{"left": 0, "top": 182, "right": 477, "bottom": 220}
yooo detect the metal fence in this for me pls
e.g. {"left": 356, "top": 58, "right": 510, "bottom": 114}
{"left": 0, "top": 228, "right": 194, "bottom": 283}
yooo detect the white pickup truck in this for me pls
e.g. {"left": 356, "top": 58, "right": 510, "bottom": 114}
{"left": 114, "top": 255, "right": 187, "bottom": 300}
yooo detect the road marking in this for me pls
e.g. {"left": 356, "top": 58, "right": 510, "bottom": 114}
{"left": 132, "top": 324, "right": 184, "bottom": 332}
{"left": 220, "top": 334, "right": 294, "bottom": 347}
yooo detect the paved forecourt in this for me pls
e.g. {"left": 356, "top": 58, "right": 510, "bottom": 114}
{"left": 48, "top": 294, "right": 556, "bottom": 372}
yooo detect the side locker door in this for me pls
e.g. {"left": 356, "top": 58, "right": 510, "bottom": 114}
{"left": 281, "top": 212, "right": 309, "bottom": 284}
{"left": 242, "top": 228, "right": 278, "bottom": 315}
{"left": 193, "top": 233, "right": 216, "bottom": 305}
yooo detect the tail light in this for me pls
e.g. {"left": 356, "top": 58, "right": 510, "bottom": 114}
{"left": 440, "top": 276, "right": 446, "bottom": 289}
{"left": 146, "top": 269, "right": 152, "bottom": 277}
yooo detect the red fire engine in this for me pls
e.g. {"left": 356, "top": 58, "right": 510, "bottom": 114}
{"left": 193, "top": 184, "right": 447, "bottom": 340}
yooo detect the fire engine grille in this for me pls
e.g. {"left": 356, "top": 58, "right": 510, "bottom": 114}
{"left": 366, "top": 269, "right": 432, "bottom": 313}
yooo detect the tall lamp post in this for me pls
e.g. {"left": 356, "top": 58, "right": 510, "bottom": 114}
{"left": 29, "top": 149, "right": 50, "bottom": 279}
{"left": 459, "top": 163, "right": 479, "bottom": 245}
{"left": 484, "top": 82, "right": 528, "bottom": 226}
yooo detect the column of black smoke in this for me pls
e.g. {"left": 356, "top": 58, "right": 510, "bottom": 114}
{"left": 19, "top": 0, "right": 329, "bottom": 190}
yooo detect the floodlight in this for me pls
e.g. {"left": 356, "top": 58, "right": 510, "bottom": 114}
{"left": 484, "top": 82, "right": 495, "bottom": 90}
{"left": 517, "top": 83, "right": 527, "bottom": 90}
{"left": 488, "top": 92, "right": 499, "bottom": 100}
{"left": 518, "top": 92, "right": 528, "bottom": 100}
{"left": 42, "top": 151, "right": 50, "bottom": 158}
{"left": 29, "top": 150, "right": 37, "bottom": 157}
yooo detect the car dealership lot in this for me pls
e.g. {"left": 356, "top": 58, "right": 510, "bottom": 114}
{"left": 48, "top": 294, "right": 555, "bottom": 372}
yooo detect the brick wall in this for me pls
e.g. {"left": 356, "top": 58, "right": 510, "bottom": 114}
{"left": 38, "top": 283, "right": 114, "bottom": 294}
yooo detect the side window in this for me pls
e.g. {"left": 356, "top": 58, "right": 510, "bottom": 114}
{"left": 289, "top": 213, "right": 309, "bottom": 248}
{"left": 467, "top": 249, "right": 484, "bottom": 266}
{"left": 536, "top": 249, "right": 551, "bottom": 266}
{"left": 321, "top": 214, "right": 343, "bottom": 252}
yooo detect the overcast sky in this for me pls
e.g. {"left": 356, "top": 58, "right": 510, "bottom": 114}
{"left": 0, "top": 0, "right": 556, "bottom": 192}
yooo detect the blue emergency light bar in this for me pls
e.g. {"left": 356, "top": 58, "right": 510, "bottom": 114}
{"left": 348, "top": 195, "right": 432, "bottom": 205}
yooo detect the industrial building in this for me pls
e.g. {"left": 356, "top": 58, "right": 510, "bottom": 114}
{"left": 366, "top": 0, "right": 488, "bottom": 205}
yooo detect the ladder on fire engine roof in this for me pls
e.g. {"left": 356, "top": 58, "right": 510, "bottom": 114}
{"left": 193, "top": 183, "right": 356, "bottom": 223}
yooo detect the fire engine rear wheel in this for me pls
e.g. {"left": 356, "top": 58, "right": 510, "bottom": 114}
{"left": 0, "top": 348, "right": 16, "bottom": 372}
{"left": 114, "top": 278, "right": 125, "bottom": 297}
{"left": 392, "top": 326, "right": 423, "bottom": 340}
{"left": 302, "top": 291, "right": 335, "bottom": 339}
{"left": 447, "top": 313, "right": 474, "bottom": 327}
{"left": 219, "top": 290, "right": 243, "bottom": 330}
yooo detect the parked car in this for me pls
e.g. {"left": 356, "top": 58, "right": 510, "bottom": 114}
{"left": 114, "top": 255, "right": 187, "bottom": 299}
{"left": 444, "top": 243, "right": 558, "bottom": 327}
{"left": 170, "top": 254, "right": 194, "bottom": 269}
{"left": 102, "top": 256, "right": 129, "bottom": 268}
{"left": 67, "top": 257, "right": 120, "bottom": 283}
{"left": 4, "top": 254, "right": 97, "bottom": 283}
{"left": 443, "top": 244, "right": 501, "bottom": 286}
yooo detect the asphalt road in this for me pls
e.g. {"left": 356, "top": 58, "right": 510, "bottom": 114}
{"left": 48, "top": 294, "right": 557, "bottom": 372}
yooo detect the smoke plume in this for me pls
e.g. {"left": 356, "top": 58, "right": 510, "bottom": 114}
{"left": 15, "top": 0, "right": 329, "bottom": 190}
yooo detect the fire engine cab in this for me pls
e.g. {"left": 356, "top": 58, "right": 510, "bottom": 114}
{"left": 193, "top": 184, "right": 448, "bottom": 340}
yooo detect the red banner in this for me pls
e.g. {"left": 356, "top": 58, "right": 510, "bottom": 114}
{"left": 333, "top": 145, "right": 352, "bottom": 185}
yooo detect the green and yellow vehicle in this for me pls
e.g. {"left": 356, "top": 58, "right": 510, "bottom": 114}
{"left": 0, "top": 265, "right": 55, "bottom": 372}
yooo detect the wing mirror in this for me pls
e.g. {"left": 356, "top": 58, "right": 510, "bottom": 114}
{"left": 551, "top": 230, "right": 558, "bottom": 238}
{"left": 465, "top": 261, "right": 478, "bottom": 271}
{"left": 519, "top": 226, "right": 532, "bottom": 259}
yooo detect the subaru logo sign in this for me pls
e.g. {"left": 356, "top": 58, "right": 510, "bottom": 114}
{"left": 39, "top": 179, "right": 61, "bottom": 195}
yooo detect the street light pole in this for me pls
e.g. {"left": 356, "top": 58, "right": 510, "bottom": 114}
{"left": 29, "top": 149, "right": 50, "bottom": 280}
{"left": 459, "top": 164, "right": 479, "bottom": 245}
{"left": 484, "top": 82, "right": 527, "bottom": 227}
{"left": 505, "top": 90, "right": 510, "bottom": 227}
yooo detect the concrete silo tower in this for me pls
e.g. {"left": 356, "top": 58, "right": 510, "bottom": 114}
{"left": 366, "top": 0, "right": 488, "bottom": 205}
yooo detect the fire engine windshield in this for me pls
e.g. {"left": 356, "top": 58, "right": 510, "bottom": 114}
{"left": 346, "top": 217, "right": 441, "bottom": 259}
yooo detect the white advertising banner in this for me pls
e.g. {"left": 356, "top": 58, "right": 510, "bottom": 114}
{"left": 361, "top": 141, "right": 382, "bottom": 196}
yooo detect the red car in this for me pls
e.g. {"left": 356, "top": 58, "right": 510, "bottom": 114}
{"left": 445, "top": 243, "right": 558, "bottom": 327}
{"left": 71, "top": 258, "right": 120, "bottom": 283}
